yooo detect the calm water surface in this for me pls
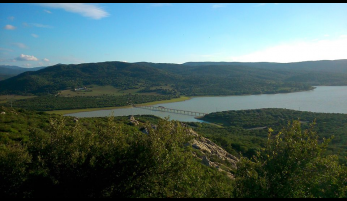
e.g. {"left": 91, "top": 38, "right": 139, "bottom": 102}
{"left": 66, "top": 86, "right": 347, "bottom": 122}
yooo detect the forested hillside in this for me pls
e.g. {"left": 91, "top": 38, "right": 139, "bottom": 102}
{"left": 0, "top": 66, "right": 45, "bottom": 81}
{"left": 197, "top": 108, "right": 347, "bottom": 162}
{"left": 0, "top": 106, "right": 235, "bottom": 198}
{"left": 0, "top": 60, "right": 333, "bottom": 96}
{"left": 184, "top": 59, "right": 347, "bottom": 74}
{"left": 1, "top": 106, "right": 346, "bottom": 198}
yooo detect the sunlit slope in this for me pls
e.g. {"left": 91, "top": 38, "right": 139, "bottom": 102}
{"left": 1, "top": 60, "right": 340, "bottom": 96}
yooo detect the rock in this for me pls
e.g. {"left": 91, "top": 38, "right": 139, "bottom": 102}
{"left": 187, "top": 128, "right": 239, "bottom": 174}
{"left": 0, "top": 112, "right": 5, "bottom": 115}
{"left": 202, "top": 156, "right": 211, "bottom": 167}
{"left": 129, "top": 115, "right": 139, "bottom": 126}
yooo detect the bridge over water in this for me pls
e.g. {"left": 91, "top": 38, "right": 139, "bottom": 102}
{"left": 134, "top": 105, "right": 207, "bottom": 117}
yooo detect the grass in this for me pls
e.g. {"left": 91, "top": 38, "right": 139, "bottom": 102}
{"left": 45, "top": 105, "right": 134, "bottom": 115}
{"left": 59, "top": 85, "right": 130, "bottom": 97}
{"left": 46, "top": 96, "right": 191, "bottom": 115}
{"left": 0, "top": 95, "right": 36, "bottom": 104}
{"left": 58, "top": 85, "right": 173, "bottom": 97}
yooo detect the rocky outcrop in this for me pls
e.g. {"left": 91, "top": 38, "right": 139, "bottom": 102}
{"left": 129, "top": 115, "right": 139, "bottom": 126}
{"left": 187, "top": 129, "right": 239, "bottom": 179}
{"left": 131, "top": 117, "right": 239, "bottom": 179}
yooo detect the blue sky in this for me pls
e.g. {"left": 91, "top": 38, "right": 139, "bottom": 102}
{"left": 0, "top": 3, "right": 347, "bottom": 68}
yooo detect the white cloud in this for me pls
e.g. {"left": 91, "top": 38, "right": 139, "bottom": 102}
{"left": 13, "top": 43, "right": 28, "bottom": 49}
{"left": 22, "top": 22, "right": 53, "bottom": 28}
{"left": 15, "top": 54, "right": 39, "bottom": 61}
{"left": 230, "top": 37, "right": 347, "bottom": 63}
{"left": 4, "top": 25, "right": 16, "bottom": 30}
{"left": 38, "top": 3, "right": 109, "bottom": 19}
{"left": 31, "top": 23, "right": 53, "bottom": 28}
{"left": 44, "top": 9, "right": 52, "bottom": 14}
{"left": 42, "top": 58, "right": 49, "bottom": 62}
{"left": 7, "top": 16, "right": 15, "bottom": 21}
{"left": 31, "top": 34, "right": 39, "bottom": 38}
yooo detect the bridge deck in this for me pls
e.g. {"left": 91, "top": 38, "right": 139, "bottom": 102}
{"left": 134, "top": 105, "right": 207, "bottom": 117}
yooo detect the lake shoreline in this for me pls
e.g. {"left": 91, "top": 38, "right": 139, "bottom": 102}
{"left": 47, "top": 96, "right": 191, "bottom": 115}
{"left": 51, "top": 86, "right": 319, "bottom": 116}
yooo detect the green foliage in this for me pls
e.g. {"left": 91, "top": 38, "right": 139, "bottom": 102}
{"left": 0, "top": 61, "right": 316, "bottom": 96}
{"left": 0, "top": 107, "right": 234, "bottom": 198}
{"left": 2, "top": 94, "right": 178, "bottom": 111}
{"left": 188, "top": 122, "right": 266, "bottom": 158}
{"left": 200, "top": 108, "right": 347, "bottom": 162}
{"left": 234, "top": 121, "right": 347, "bottom": 198}
{"left": 2, "top": 107, "right": 347, "bottom": 198}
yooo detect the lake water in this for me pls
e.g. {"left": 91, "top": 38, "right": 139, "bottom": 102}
{"left": 66, "top": 86, "right": 347, "bottom": 122}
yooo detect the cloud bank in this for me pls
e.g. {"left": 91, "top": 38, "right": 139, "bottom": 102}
{"left": 230, "top": 36, "right": 347, "bottom": 63}
{"left": 4, "top": 25, "right": 16, "bottom": 30}
{"left": 15, "top": 54, "right": 39, "bottom": 61}
{"left": 38, "top": 3, "right": 109, "bottom": 19}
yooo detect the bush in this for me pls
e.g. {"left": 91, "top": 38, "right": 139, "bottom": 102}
{"left": 234, "top": 120, "right": 347, "bottom": 198}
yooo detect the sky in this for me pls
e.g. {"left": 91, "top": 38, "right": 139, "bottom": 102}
{"left": 0, "top": 3, "right": 347, "bottom": 68}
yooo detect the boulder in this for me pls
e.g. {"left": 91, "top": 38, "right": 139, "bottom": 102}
{"left": 129, "top": 115, "right": 139, "bottom": 126}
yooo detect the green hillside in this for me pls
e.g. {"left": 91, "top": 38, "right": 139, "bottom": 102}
{"left": 0, "top": 66, "right": 45, "bottom": 81}
{"left": 197, "top": 108, "right": 347, "bottom": 161}
{"left": 1, "top": 107, "right": 346, "bottom": 198}
{"left": 0, "top": 61, "right": 316, "bottom": 96}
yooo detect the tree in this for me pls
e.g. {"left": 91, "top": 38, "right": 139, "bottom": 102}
{"left": 0, "top": 112, "right": 234, "bottom": 198}
{"left": 234, "top": 120, "right": 347, "bottom": 198}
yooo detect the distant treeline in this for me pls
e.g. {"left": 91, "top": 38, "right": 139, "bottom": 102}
{"left": 1, "top": 94, "right": 179, "bottom": 111}
{"left": 2, "top": 61, "right": 346, "bottom": 96}
{"left": 194, "top": 108, "right": 347, "bottom": 162}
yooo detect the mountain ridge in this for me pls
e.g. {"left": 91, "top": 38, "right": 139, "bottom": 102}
{"left": 0, "top": 59, "right": 346, "bottom": 95}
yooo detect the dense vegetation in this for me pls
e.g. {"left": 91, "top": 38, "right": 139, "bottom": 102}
{"left": 0, "top": 107, "right": 234, "bottom": 198}
{"left": 1, "top": 60, "right": 346, "bottom": 111}
{"left": 234, "top": 121, "right": 347, "bottom": 198}
{"left": 0, "top": 66, "right": 44, "bottom": 81}
{"left": 0, "top": 60, "right": 346, "bottom": 197}
{"left": 0, "top": 75, "right": 11, "bottom": 81}
{"left": 184, "top": 59, "right": 347, "bottom": 74}
{"left": 1, "top": 94, "right": 179, "bottom": 111}
{"left": 196, "top": 108, "right": 347, "bottom": 162}
{"left": 4, "top": 60, "right": 343, "bottom": 96}
{"left": 1, "top": 107, "right": 346, "bottom": 198}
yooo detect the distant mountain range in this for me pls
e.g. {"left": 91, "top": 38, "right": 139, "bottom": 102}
{"left": 0, "top": 59, "right": 346, "bottom": 95}
{"left": 183, "top": 59, "right": 347, "bottom": 74}
{"left": 0, "top": 65, "right": 46, "bottom": 81}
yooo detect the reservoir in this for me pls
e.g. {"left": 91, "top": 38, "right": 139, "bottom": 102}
{"left": 66, "top": 86, "right": 347, "bottom": 122}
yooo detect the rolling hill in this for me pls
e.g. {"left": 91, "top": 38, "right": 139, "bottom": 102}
{"left": 0, "top": 60, "right": 346, "bottom": 96}
{"left": 0, "top": 65, "right": 46, "bottom": 81}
